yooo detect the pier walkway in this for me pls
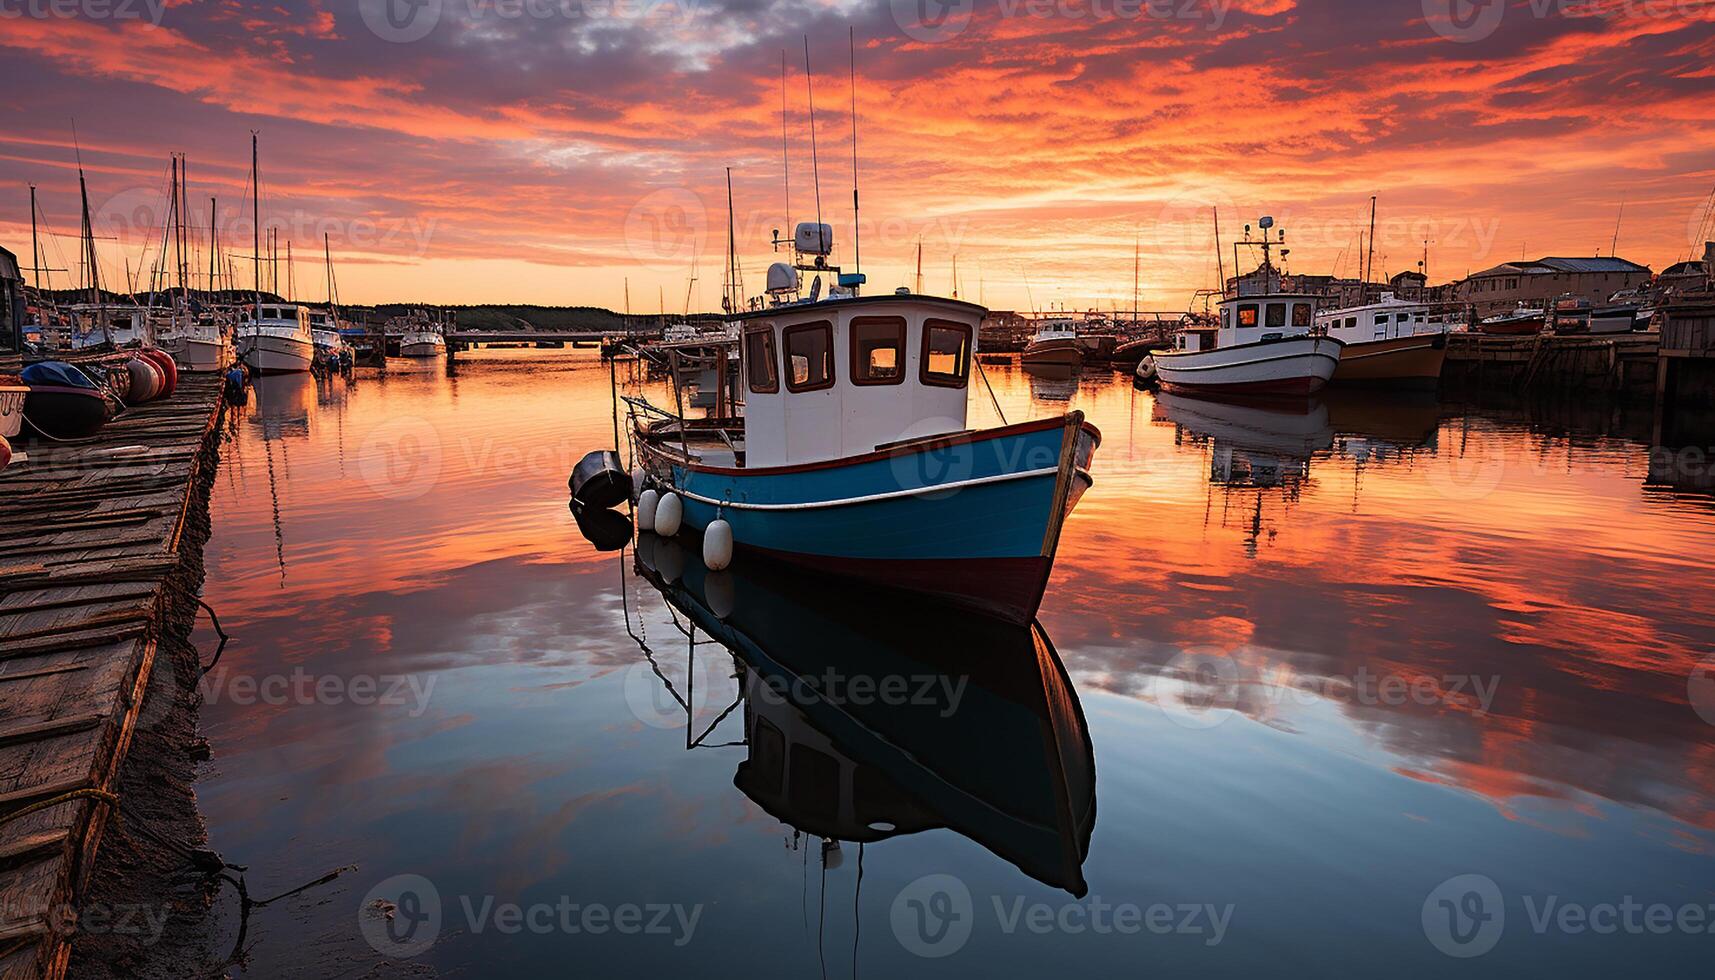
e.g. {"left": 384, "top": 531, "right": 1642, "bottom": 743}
{"left": 0, "top": 374, "right": 225, "bottom": 980}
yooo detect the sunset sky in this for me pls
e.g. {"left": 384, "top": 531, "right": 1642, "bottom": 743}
{"left": 4, "top": 0, "right": 1715, "bottom": 313}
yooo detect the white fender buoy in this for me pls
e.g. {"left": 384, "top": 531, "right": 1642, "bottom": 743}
{"left": 631, "top": 467, "right": 646, "bottom": 501}
{"left": 656, "top": 537, "right": 686, "bottom": 583}
{"left": 702, "top": 518, "right": 733, "bottom": 571}
{"left": 705, "top": 570, "right": 735, "bottom": 619}
{"left": 637, "top": 488, "right": 660, "bottom": 532}
{"left": 655, "top": 491, "right": 683, "bottom": 536}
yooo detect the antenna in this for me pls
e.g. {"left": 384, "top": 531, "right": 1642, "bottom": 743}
{"left": 1212, "top": 207, "right": 1225, "bottom": 296}
{"left": 1610, "top": 201, "right": 1624, "bottom": 256}
{"left": 1364, "top": 195, "right": 1377, "bottom": 303}
{"left": 780, "top": 51, "right": 791, "bottom": 243}
{"left": 848, "top": 26, "right": 861, "bottom": 278}
{"left": 803, "top": 36, "right": 824, "bottom": 254}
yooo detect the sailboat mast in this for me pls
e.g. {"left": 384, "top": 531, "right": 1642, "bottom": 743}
{"left": 209, "top": 197, "right": 218, "bottom": 295}
{"left": 1364, "top": 195, "right": 1376, "bottom": 303}
{"left": 915, "top": 239, "right": 922, "bottom": 295}
{"left": 724, "top": 167, "right": 737, "bottom": 313}
{"left": 252, "top": 131, "right": 261, "bottom": 313}
{"left": 1132, "top": 234, "right": 1140, "bottom": 326}
{"left": 29, "top": 184, "right": 40, "bottom": 290}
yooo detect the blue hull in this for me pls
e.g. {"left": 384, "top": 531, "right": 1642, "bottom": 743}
{"left": 639, "top": 413, "right": 1098, "bottom": 622}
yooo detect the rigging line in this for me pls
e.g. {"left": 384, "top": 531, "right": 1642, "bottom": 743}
{"left": 852, "top": 842, "right": 863, "bottom": 980}
{"left": 818, "top": 849, "right": 829, "bottom": 980}
{"left": 848, "top": 25, "right": 860, "bottom": 276}
{"left": 781, "top": 50, "right": 792, "bottom": 241}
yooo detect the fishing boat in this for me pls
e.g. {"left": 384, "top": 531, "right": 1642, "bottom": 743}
{"left": 174, "top": 311, "right": 234, "bottom": 372}
{"left": 626, "top": 223, "right": 1099, "bottom": 625}
{"left": 308, "top": 309, "right": 350, "bottom": 359}
{"left": 1021, "top": 318, "right": 1084, "bottom": 371}
{"left": 1548, "top": 295, "right": 1593, "bottom": 334}
{"left": 234, "top": 135, "right": 313, "bottom": 375}
{"left": 237, "top": 302, "right": 315, "bottom": 374}
{"left": 1313, "top": 291, "right": 1449, "bottom": 389}
{"left": 1144, "top": 216, "right": 1342, "bottom": 397}
{"left": 19, "top": 361, "right": 110, "bottom": 440}
{"left": 397, "top": 310, "right": 448, "bottom": 358}
{"left": 1478, "top": 304, "right": 1546, "bottom": 335}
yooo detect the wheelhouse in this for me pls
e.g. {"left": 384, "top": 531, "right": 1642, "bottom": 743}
{"left": 735, "top": 295, "right": 982, "bottom": 468}
{"left": 1209, "top": 293, "right": 1318, "bottom": 350}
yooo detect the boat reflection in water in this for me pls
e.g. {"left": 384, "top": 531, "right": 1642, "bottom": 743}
{"left": 622, "top": 533, "right": 1096, "bottom": 897}
{"left": 1153, "top": 389, "right": 1441, "bottom": 555}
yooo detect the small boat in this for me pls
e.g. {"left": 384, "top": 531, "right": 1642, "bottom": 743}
{"left": 1588, "top": 303, "right": 1639, "bottom": 335}
{"left": 1548, "top": 295, "right": 1592, "bottom": 334}
{"left": 174, "top": 312, "right": 234, "bottom": 372}
{"left": 629, "top": 223, "right": 1099, "bottom": 625}
{"left": 0, "top": 377, "right": 29, "bottom": 441}
{"left": 1145, "top": 216, "right": 1342, "bottom": 398}
{"left": 1478, "top": 305, "right": 1546, "bottom": 335}
{"left": 1314, "top": 292, "right": 1450, "bottom": 389}
{"left": 397, "top": 310, "right": 448, "bottom": 358}
{"left": 237, "top": 302, "right": 316, "bottom": 374}
{"left": 308, "top": 309, "right": 351, "bottom": 359}
{"left": 19, "top": 361, "right": 110, "bottom": 440}
{"left": 1021, "top": 318, "right": 1084, "bottom": 371}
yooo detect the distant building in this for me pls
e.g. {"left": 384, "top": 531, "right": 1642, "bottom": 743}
{"left": 0, "top": 246, "right": 21, "bottom": 358}
{"left": 1455, "top": 256, "right": 1651, "bottom": 315}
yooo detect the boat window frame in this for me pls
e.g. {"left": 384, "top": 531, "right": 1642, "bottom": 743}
{"left": 1237, "top": 304, "right": 1259, "bottom": 328}
{"left": 920, "top": 318, "right": 973, "bottom": 389}
{"left": 782, "top": 319, "right": 837, "bottom": 393}
{"left": 744, "top": 325, "right": 780, "bottom": 394}
{"left": 1292, "top": 303, "right": 1312, "bottom": 328}
{"left": 1266, "top": 303, "right": 1287, "bottom": 329}
{"left": 848, "top": 315, "right": 908, "bottom": 386}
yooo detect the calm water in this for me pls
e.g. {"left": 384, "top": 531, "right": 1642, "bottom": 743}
{"left": 181, "top": 350, "right": 1715, "bottom": 977}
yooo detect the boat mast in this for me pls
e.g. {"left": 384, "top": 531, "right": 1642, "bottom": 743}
{"left": 803, "top": 36, "right": 824, "bottom": 253}
{"left": 915, "top": 239, "right": 922, "bottom": 295}
{"left": 1212, "top": 207, "right": 1225, "bottom": 298}
{"left": 1363, "top": 195, "right": 1376, "bottom": 304}
{"left": 1132, "top": 233, "right": 1140, "bottom": 327}
{"left": 252, "top": 131, "right": 261, "bottom": 315}
{"left": 723, "top": 167, "right": 738, "bottom": 313}
{"left": 325, "top": 232, "right": 338, "bottom": 316}
{"left": 780, "top": 51, "right": 791, "bottom": 249}
{"left": 209, "top": 197, "right": 218, "bottom": 296}
{"left": 29, "top": 184, "right": 41, "bottom": 291}
{"left": 848, "top": 25, "right": 861, "bottom": 284}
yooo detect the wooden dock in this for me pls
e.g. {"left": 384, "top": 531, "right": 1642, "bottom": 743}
{"left": 1444, "top": 331, "right": 1660, "bottom": 394}
{"left": 0, "top": 374, "right": 225, "bottom": 980}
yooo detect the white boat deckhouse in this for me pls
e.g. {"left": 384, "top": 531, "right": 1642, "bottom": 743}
{"left": 622, "top": 221, "right": 1100, "bottom": 624}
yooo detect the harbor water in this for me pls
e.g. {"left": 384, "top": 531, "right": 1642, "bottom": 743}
{"left": 185, "top": 350, "right": 1715, "bottom": 977}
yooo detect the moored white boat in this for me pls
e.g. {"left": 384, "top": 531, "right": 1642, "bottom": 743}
{"left": 1021, "top": 319, "right": 1084, "bottom": 371}
{"left": 1144, "top": 215, "right": 1342, "bottom": 398}
{"left": 1313, "top": 291, "right": 1450, "bottom": 388}
{"left": 237, "top": 303, "right": 315, "bottom": 374}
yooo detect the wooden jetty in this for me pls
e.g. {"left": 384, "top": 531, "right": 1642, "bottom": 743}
{"left": 0, "top": 375, "right": 225, "bottom": 980}
{"left": 1443, "top": 331, "right": 1660, "bottom": 395}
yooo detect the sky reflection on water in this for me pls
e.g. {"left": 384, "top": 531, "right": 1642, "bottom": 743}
{"left": 184, "top": 351, "right": 1715, "bottom": 977}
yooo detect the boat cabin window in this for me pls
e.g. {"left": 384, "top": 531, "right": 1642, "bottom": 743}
{"left": 850, "top": 316, "right": 906, "bottom": 385}
{"left": 1237, "top": 304, "right": 1259, "bottom": 328}
{"left": 745, "top": 327, "right": 779, "bottom": 394}
{"left": 751, "top": 718, "right": 786, "bottom": 796}
{"left": 783, "top": 320, "right": 836, "bottom": 392}
{"left": 1395, "top": 313, "right": 1410, "bottom": 323}
{"left": 1266, "top": 304, "right": 1287, "bottom": 329}
{"left": 1292, "top": 304, "right": 1312, "bottom": 327}
{"left": 789, "top": 744, "right": 841, "bottom": 821}
{"left": 1222, "top": 307, "right": 1232, "bottom": 330}
{"left": 1373, "top": 313, "right": 1387, "bottom": 326}
{"left": 921, "top": 319, "right": 972, "bottom": 389}
{"left": 1345, "top": 316, "right": 1357, "bottom": 329}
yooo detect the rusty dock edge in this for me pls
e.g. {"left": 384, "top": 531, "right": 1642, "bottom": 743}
{"left": 0, "top": 375, "right": 227, "bottom": 980}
